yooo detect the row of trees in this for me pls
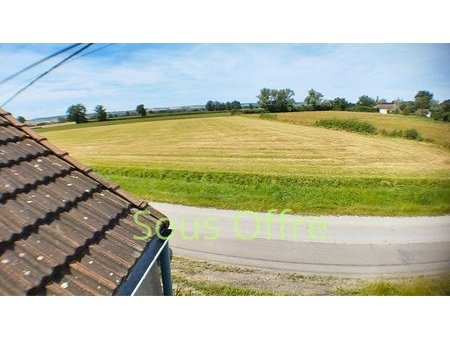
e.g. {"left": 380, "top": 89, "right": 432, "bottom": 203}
{"left": 66, "top": 103, "right": 152, "bottom": 124}
{"left": 205, "top": 100, "right": 242, "bottom": 111}
{"left": 256, "top": 88, "right": 378, "bottom": 112}
{"left": 64, "top": 89, "right": 449, "bottom": 124}
{"left": 256, "top": 88, "right": 450, "bottom": 121}
{"left": 66, "top": 104, "right": 108, "bottom": 124}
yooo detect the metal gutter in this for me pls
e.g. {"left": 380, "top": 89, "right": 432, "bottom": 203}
{"left": 160, "top": 241, "right": 173, "bottom": 296}
{"left": 114, "top": 232, "right": 173, "bottom": 296}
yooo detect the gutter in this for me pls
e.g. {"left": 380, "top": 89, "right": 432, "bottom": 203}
{"left": 115, "top": 230, "right": 173, "bottom": 296}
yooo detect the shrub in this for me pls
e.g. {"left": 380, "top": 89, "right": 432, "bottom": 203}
{"left": 315, "top": 118, "right": 377, "bottom": 134}
{"left": 405, "top": 129, "right": 421, "bottom": 140}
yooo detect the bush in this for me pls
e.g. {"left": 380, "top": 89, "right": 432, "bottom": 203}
{"left": 405, "top": 129, "right": 421, "bottom": 140}
{"left": 315, "top": 118, "right": 377, "bottom": 134}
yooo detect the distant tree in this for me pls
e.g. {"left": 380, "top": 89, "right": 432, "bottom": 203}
{"left": 94, "top": 105, "right": 107, "bottom": 121}
{"left": 431, "top": 99, "right": 450, "bottom": 122}
{"left": 16, "top": 116, "right": 26, "bottom": 123}
{"left": 414, "top": 90, "right": 433, "bottom": 109}
{"left": 257, "top": 88, "right": 272, "bottom": 110}
{"left": 67, "top": 104, "right": 88, "bottom": 124}
{"left": 275, "top": 89, "right": 295, "bottom": 111}
{"left": 398, "top": 101, "right": 415, "bottom": 115}
{"left": 257, "top": 88, "right": 295, "bottom": 112}
{"left": 206, "top": 100, "right": 215, "bottom": 111}
{"left": 136, "top": 104, "right": 146, "bottom": 117}
{"left": 206, "top": 100, "right": 242, "bottom": 111}
{"left": 304, "top": 89, "right": 323, "bottom": 110}
{"left": 331, "top": 97, "right": 350, "bottom": 111}
{"left": 215, "top": 101, "right": 226, "bottom": 110}
{"left": 320, "top": 99, "right": 332, "bottom": 110}
{"left": 441, "top": 99, "right": 450, "bottom": 112}
{"left": 356, "top": 95, "right": 376, "bottom": 107}
{"left": 231, "top": 100, "right": 242, "bottom": 110}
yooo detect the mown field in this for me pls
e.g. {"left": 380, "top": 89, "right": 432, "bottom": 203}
{"left": 40, "top": 114, "right": 450, "bottom": 215}
{"left": 274, "top": 111, "right": 450, "bottom": 148}
{"left": 34, "top": 111, "right": 231, "bottom": 132}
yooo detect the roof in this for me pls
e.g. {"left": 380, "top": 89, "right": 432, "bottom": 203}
{"left": 375, "top": 103, "right": 397, "bottom": 110}
{"left": 0, "top": 109, "right": 169, "bottom": 295}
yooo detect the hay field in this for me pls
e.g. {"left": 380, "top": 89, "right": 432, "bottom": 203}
{"left": 42, "top": 116, "right": 450, "bottom": 178}
{"left": 274, "top": 111, "right": 450, "bottom": 148}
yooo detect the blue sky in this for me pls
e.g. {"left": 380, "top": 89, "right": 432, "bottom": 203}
{"left": 0, "top": 43, "right": 449, "bottom": 119}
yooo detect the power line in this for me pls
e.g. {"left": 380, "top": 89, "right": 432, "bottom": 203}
{"left": 0, "top": 43, "right": 82, "bottom": 86}
{"left": 66, "top": 43, "right": 114, "bottom": 64}
{"left": 1, "top": 44, "right": 94, "bottom": 108}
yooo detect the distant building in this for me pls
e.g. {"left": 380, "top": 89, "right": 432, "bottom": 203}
{"left": 415, "top": 109, "right": 432, "bottom": 118}
{"left": 375, "top": 103, "right": 398, "bottom": 114}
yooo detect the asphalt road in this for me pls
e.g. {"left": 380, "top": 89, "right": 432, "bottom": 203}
{"left": 151, "top": 202, "right": 450, "bottom": 276}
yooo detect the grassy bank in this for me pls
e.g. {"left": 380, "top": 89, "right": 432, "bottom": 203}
{"left": 97, "top": 166, "right": 450, "bottom": 215}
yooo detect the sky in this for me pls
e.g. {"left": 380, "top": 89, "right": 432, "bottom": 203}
{"left": 0, "top": 43, "right": 449, "bottom": 119}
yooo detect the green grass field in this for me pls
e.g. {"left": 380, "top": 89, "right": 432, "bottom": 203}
{"left": 40, "top": 113, "right": 450, "bottom": 215}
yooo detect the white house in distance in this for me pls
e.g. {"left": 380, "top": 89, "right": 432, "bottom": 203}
{"left": 375, "top": 103, "right": 398, "bottom": 114}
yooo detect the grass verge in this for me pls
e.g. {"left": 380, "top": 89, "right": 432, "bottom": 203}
{"left": 172, "top": 256, "right": 450, "bottom": 296}
{"left": 337, "top": 276, "right": 450, "bottom": 296}
{"left": 173, "top": 274, "right": 275, "bottom": 296}
{"left": 97, "top": 166, "right": 450, "bottom": 215}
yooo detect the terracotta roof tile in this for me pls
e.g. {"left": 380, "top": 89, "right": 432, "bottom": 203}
{"left": 0, "top": 109, "right": 169, "bottom": 295}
